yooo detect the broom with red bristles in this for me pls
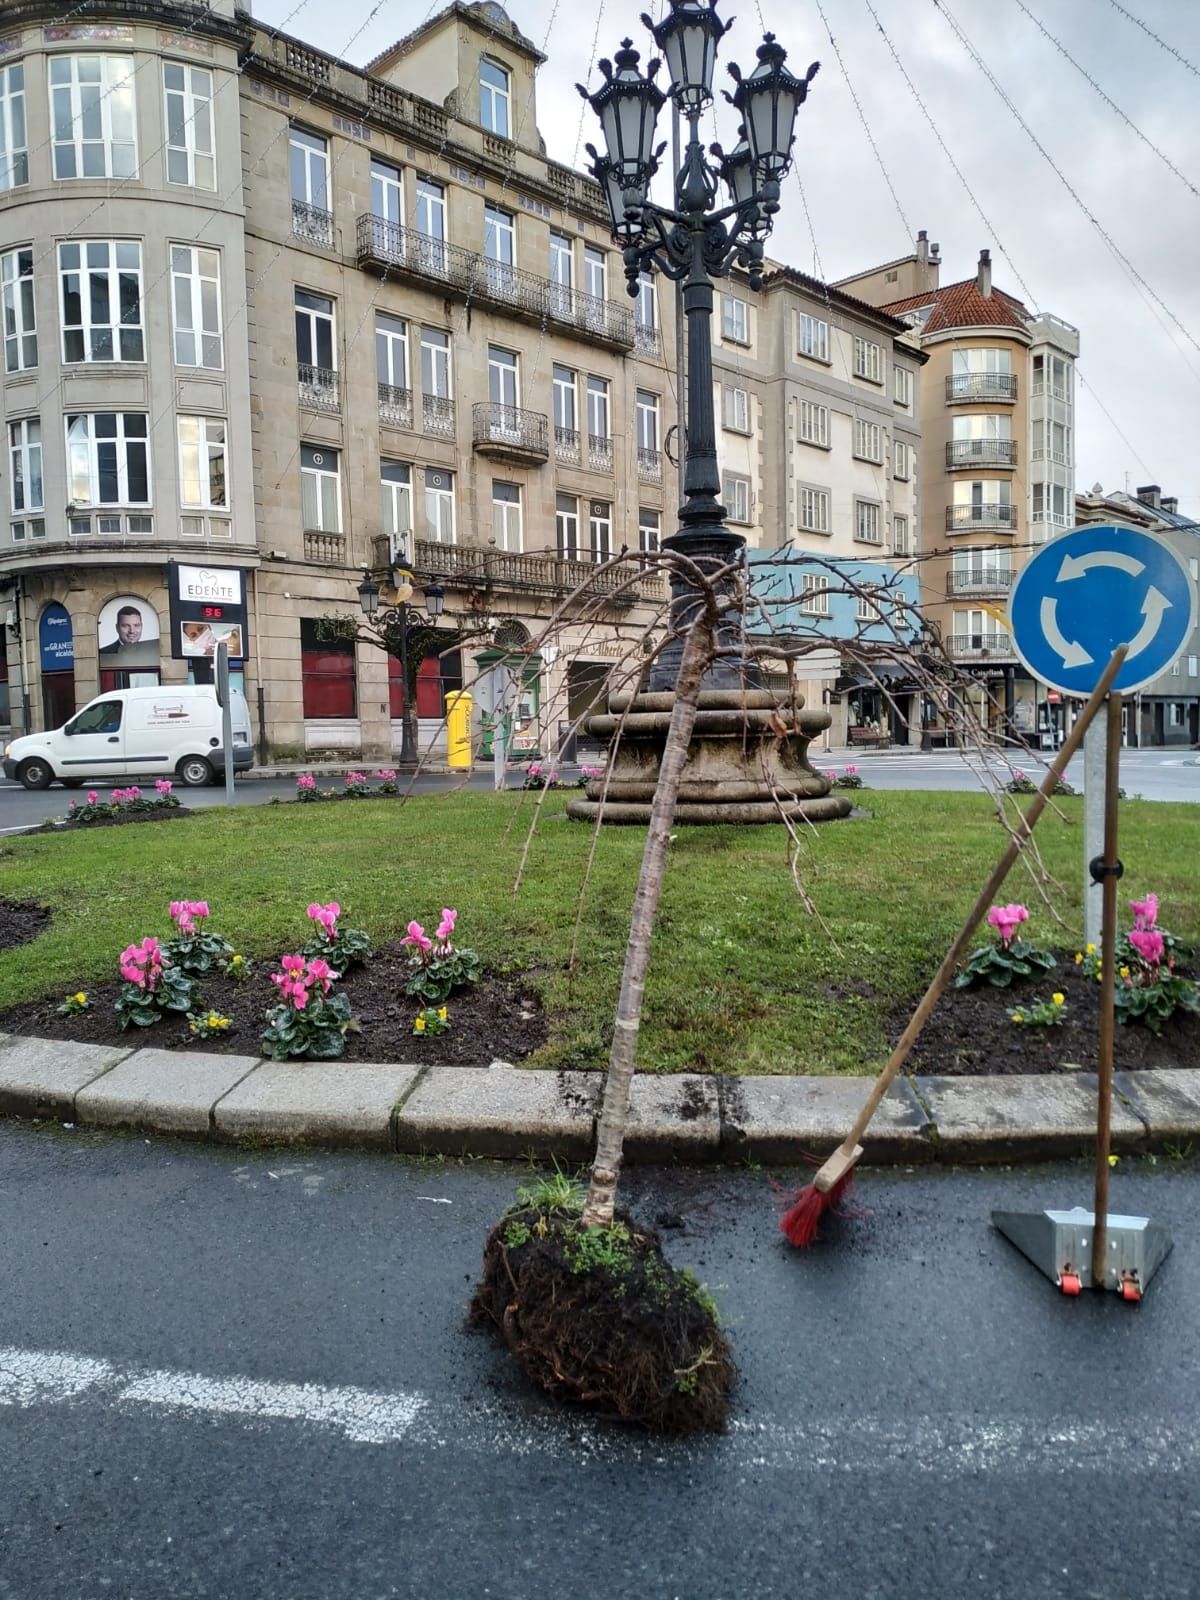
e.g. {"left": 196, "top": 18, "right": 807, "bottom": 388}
{"left": 781, "top": 646, "right": 1128, "bottom": 1248}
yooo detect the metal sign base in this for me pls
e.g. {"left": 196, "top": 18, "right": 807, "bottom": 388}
{"left": 992, "top": 1207, "right": 1172, "bottom": 1301}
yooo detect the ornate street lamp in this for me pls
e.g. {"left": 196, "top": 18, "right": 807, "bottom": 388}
{"left": 360, "top": 568, "right": 447, "bottom": 768}
{"left": 578, "top": 2, "right": 818, "bottom": 691}
{"left": 357, "top": 569, "right": 381, "bottom": 619}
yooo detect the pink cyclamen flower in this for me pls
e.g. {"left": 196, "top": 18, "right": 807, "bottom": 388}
{"left": 987, "top": 903, "right": 1029, "bottom": 947}
{"left": 156, "top": 779, "right": 173, "bottom": 796}
{"left": 279, "top": 953, "right": 307, "bottom": 976}
{"left": 306, "top": 901, "right": 340, "bottom": 936}
{"left": 1129, "top": 893, "right": 1159, "bottom": 931}
{"left": 435, "top": 908, "right": 457, "bottom": 944}
{"left": 376, "top": 769, "right": 396, "bottom": 781}
{"left": 401, "top": 920, "right": 433, "bottom": 954}
{"left": 87, "top": 791, "right": 98, "bottom": 805}
{"left": 1129, "top": 928, "right": 1165, "bottom": 968}
{"left": 844, "top": 764, "right": 858, "bottom": 775}
{"left": 548, "top": 772, "right": 559, "bottom": 785}
{"left": 344, "top": 772, "right": 367, "bottom": 786}
{"left": 297, "top": 774, "right": 316, "bottom": 790}
{"left": 305, "top": 957, "right": 335, "bottom": 994}
{"left": 528, "top": 763, "right": 542, "bottom": 778}
{"left": 120, "top": 937, "right": 163, "bottom": 991}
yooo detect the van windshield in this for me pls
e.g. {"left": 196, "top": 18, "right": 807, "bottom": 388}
{"left": 68, "top": 701, "right": 123, "bottom": 735}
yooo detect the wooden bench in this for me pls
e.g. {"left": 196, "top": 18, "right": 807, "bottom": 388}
{"left": 848, "top": 728, "right": 889, "bottom": 748}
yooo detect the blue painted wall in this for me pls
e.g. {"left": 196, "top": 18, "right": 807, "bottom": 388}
{"left": 747, "top": 550, "right": 920, "bottom": 646}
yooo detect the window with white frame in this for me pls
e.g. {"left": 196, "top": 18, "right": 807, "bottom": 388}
{"left": 853, "top": 336, "right": 882, "bottom": 383}
{"left": 177, "top": 416, "right": 226, "bottom": 509}
{"left": 893, "top": 365, "right": 912, "bottom": 407}
{"left": 420, "top": 326, "right": 452, "bottom": 399}
{"left": 1188, "top": 655, "right": 1199, "bottom": 678}
{"left": 636, "top": 389, "right": 660, "bottom": 452}
{"left": 800, "top": 572, "right": 830, "bottom": 615}
{"left": 492, "top": 480, "right": 522, "bottom": 552}
{"left": 636, "top": 271, "right": 657, "bottom": 335}
{"left": 553, "top": 364, "right": 577, "bottom": 432}
{"left": 722, "top": 385, "right": 750, "bottom": 433}
{"left": 892, "top": 513, "right": 909, "bottom": 553}
{"left": 798, "top": 399, "right": 828, "bottom": 448}
{"left": 556, "top": 491, "right": 580, "bottom": 561}
{"left": 370, "top": 158, "right": 403, "bottom": 226}
{"left": 9, "top": 418, "right": 42, "bottom": 516}
{"left": 163, "top": 62, "right": 215, "bottom": 189}
{"left": 415, "top": 178, "right": 446, "bottom": 245}
{"left": 1169, "top": 702, "right": 1185, "bottom": 726}
{"left": 639, "top": 507, "right": 660, "bottom": 554}
{"left": 66, "top": 412, "right": 150, "bottom": 504}
{"left": 300, "top": 445, "right": 341, "bottom": 532}
{"left": 857, "top": 587, "right": 883, "bottom": 623}
{"left": 796, "top": 311, "right": 829, "bottom": 362}
{"left": 289, "top": 125, "right": 328, "bottom": 209}
{"left": 423, "top": 466, "right": 455, "bottom": 544}
{"left": 0, "top": 64, "right": 28, "bottom": 191}
{"left": 798, "top": 485, "right": 829, "bottom": 534}
{"left": 170, "top": 245, "right": 222, "bottom": 369}
{"left": 583, "top": 246, "right": 607, "bottom": 302}
{"left": 50, "top": 55, "right": 137, "bottom": 180}
{"left": 549, "top": 231, "right": 573, "bottom": 292}
{"left": 2, "top": 247, "right": 36, "bottom": 372}
{"left": 853, "top": 418, "right": 883, "bottom": 463}
{"left": 59, "top": 241, "right": 144, "bottom": 363}
{"left": 893, "top": 439, "right": 911, "bottom": 480}
{"left": 295, "top": 288, "right": 335, "bottom": 373}
{"left": 484, "top": 204, "right": 515, "bottom": 269}
{"left": 722, "top": 294, "right": 749, "bottom": 343}
{"left": 376, "top": 313, "right": 409, "bottom": 391}
{"left": 854, "top": 499, "right": 882, "bottom": 543}
{"left": 587, "top": 374, "right": 610, "bottom": 440}
{"left": 380, "top": 459, "right": 412, "bottom": 551}
{"left": 589, "top": 499, "right": 612, "bottom": 562}
{"left": 479, "top": 58, "right": 511, "bottom": 137}
{"left": 723, "top": 472, "right": 751, "bottom": 524}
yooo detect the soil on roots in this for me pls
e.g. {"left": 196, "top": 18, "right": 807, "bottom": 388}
{"left": 469, "top": 1206, "right": 735, "bottom": 1437}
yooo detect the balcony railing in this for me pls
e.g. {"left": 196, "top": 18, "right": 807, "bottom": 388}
{"left": 949, "top": 632, "right": 1013, "bottom": 660}
{"left": 944, "top": 372, "right": 1018, "bottom": 403}
{"left": 634, "top": 323, "right": 661, "bottom": 355}
{"left": 389, "top": 537, "right": 652, "bottom": 608}
{"left": 554, "top": 425, "right": 581, "bottom": 465}
{"left": 422, "top": 394, "right": 456, "bottom": 439}
{"left": 378, "top": 383, "right": 414, "bottom": 430}
{"left": 1031, "top": 380, "right": 1069, "bottom": 401}
{"left": 946, "top": 568, "right": 1015, "bottom": 596}
{"left": 471, "top": 402, "right": 549, "bottom": 462}
{"left": 945, "top": 503, "right": 1017, "bottom": 532}
{"left": 637, "top": 446, "right": 663, "bottom": 483}
{"left": 945, "top": 439, "right": 1017, "bottom": 469}
{"left": 303, "top": 530, "right": 346, "bottom": 564}
{"left": 588, "top": 433, "right": 614, "bottom": 472}
{"left": 298, "top": 365, "right": 339, "bottom": 413}
{"left": 356, "top": 215, "right": 636, "bottom": 349}
{"left": 1031, "top": 448, "right": 1069, "bottom": 465}
{"left": 292, "top": 200, "right": 334, "bottom": 249}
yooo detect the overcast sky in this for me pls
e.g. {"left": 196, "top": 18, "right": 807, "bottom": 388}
{"left": 253, "top": 0, "right": 1200, "bottom": 521}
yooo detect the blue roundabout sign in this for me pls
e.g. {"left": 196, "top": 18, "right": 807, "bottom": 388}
{"left": 1009, "top": 524, "right": 1195, "bottom": 697}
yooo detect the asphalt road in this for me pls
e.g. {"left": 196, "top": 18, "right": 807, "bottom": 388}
{"left": 2, "top": 1122, "right": 1198, "bottom": 1599}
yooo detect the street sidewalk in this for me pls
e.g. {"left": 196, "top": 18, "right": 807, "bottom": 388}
{"left": 1, "top": 1032, "right": 1196, "bottom": 1165}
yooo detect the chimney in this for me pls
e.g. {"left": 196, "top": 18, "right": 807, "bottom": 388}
{"left": 977, "top": 248, "right": 992, "bottom": 298}
{"left": 916, "top": 229, "right": 928, "bottom": 265}
{"left": 1136, "top": 484, "right": 1161, "bottom": 509}
{"left": 1161, "top": 495, "right": 1178, "bottom": 514}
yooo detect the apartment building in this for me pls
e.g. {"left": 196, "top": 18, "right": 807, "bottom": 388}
{"left": 1076, "top": 483, "right": 1200, "bottom": 747}
{"left": 0, "top": 0, "right": 675, "bottom": 761}
{"left": 837, "top": 234, "right": 1080, "bottom": 745}
{"left": 711, "top": 267, "right": 924, "bottom": 743}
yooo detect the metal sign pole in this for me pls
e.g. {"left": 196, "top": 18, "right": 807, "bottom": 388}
{"left": 216, "top": 641, "right": 235, "bottom": 806}
{"left": 1090, "top": 690, "right": 1123, "bottom": 1287}
{"left": 1082, "top": 716, "right": 1106, "bottom": 948}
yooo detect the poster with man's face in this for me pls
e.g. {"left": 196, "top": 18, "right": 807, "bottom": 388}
{"left": 97, "top": 597, "right": 160, "bottom": 668}
{"left": 180, "top": 621, "right": 243, "bottom": 659}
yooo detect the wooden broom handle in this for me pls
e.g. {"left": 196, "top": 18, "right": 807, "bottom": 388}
{"left": 837, "top": 645, "right": 1129, "bottom": 1158}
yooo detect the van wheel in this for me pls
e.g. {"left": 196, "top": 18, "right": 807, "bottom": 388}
{"left": 18, "top": 758, "right": 53, "bottom": 790}
{"left": 177, "top": 755, "right": 213, "bottom": 788}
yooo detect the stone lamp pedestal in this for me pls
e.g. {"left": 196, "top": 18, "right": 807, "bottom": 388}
{"left": 566, "top": 687, "right": 852, "bottom": 826}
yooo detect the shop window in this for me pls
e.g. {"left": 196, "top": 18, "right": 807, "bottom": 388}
{"left": 388, "top": 650, "right": 462, "bottom": 719}
{"left": 300, "top": 618, "right": 355, "bottom": 718}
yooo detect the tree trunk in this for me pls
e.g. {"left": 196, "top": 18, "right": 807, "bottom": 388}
{"left": 581, "top": 607, "right": 714, "bottom": 1229}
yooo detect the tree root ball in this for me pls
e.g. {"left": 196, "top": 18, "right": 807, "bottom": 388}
{"left": 468, "top": 1207, "right": 736, "bottom": 1436}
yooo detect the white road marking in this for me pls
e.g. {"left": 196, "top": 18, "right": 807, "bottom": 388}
{"left": 1, "top": 1342, "right": 1197, "bottom": 1471}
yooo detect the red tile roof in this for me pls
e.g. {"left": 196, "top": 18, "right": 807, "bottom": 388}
{"left": 881, "top": 276, "right": 1029, "bottom": 335}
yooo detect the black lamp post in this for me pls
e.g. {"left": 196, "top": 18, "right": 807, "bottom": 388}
{"left": 579, "top": 1, "right": 817, "bottom": 691}
{"left": 358, "top": 567, "right": 447, "bottom": 768}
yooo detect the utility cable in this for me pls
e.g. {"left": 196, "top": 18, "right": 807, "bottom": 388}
{"left": 1106, "top": 0, "right": 1200, "bottom": 79}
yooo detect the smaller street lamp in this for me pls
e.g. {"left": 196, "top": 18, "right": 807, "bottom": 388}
{"left": 726, "top": 33, "right": 817, "bottom": 184}
{"left": 359, "top": 567, "right": 447, "bottom": 768}
{"left": 642, "top": 0, "right": 731, "bottom": 112}
{"left": 357, "top": 569, "right": 380, "bottom": 619}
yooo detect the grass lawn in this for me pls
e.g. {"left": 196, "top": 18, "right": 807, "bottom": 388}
{"left": 1, "top": 790, "right": 1196, "bottom": 1075}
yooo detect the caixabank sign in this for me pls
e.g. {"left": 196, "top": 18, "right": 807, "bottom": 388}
{"left": 166, "top": 562, "right": 251, "bottom": 663}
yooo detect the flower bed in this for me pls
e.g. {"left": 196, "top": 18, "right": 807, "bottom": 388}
{"left": 44, "top": 782, "right": 190, "bottom": 832}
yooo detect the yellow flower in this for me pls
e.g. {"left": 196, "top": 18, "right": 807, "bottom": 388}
{"left": 1052, "top": 993, "right": 1065, "bottom": 1006}
{"left": 1074, "top": 952, "right": 1083, "bottom": 965}
{"left": 438, "top": 1006, "right": 447, "bottom": 1021}
{"left": 1120, "top": 966, "right": 1130, "bottom": 979}
{"left": 1012, "top": 1012, "right": 1024, "bottom": 1024}
{"left": 414, "top": 1016, "right": 426, "bottom": 1032}
{"left": 1108, "top": 1154, "right": 1119, "bottom": 1167}
{"left": 231, "top": 954, "right": 243, "bottom": 966}
{"left": 1086, "top": 943, "right": 1096, "bottom": 955}
{"left": 75, "top": 992, "right": 87, "bottom": 1004}
{"left": 1096, "top": 973, "right": 1103, "bottom": 982}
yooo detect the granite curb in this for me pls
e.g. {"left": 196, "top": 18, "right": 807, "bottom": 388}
{"left": 2, "top": 1034, "right": 1199, "bottom": 1165}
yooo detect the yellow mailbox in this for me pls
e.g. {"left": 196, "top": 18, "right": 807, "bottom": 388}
{"left": 445, "top": 690, "right": 473, "bottom": 769}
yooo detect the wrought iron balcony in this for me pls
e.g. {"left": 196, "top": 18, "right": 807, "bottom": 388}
{"left": 554, "top": 425, "right": 582, "bottom": 465}
{"left": 945, "top": 372, "right": 1018, "bottom": 403}
{"left": 634, "top": 323, "right": 661, "bottom": 355}
{"left": 588, "top": 433, "right": 614, "bottom": 472}
{"left": 945, "top": 503, "right": 1017, "bottom": 532}
{"left": 298, "top": 365, "right": 339, "bottom": 413}
{"left": 383, "top": 537, "right": 654, "bottom": 609}
{"left": 637, "top": 446, "right": 663, "bottom": 483}
{"left": 422, "top": 394, "right": 456, "bottom": 439}
{"left": 355, "top": 216, "right": 636, "bottom": 351}
{"left": 946, "top": 568, "right": 1015, "bottom": 596}
{"left": 949, "top": 631, "right": 1014, "bottom": 660}
{"left": 304, "top": 530, "right": 346, "bottom": 564}
{"left": 471, "top": 402, "right": 549, "bottom": 463}
{"left": 945, "top": 438, "right": 1018, "bottom": 469}
{"left": 292, "top": 200, "right": 334, "bottom": 249}
{"left": 378, "top": 383, "right": 414, "bottom": 430}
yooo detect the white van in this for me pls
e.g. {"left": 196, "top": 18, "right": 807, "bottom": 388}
{"left": 2, "top": 685, "right": 253, "bottom": 790}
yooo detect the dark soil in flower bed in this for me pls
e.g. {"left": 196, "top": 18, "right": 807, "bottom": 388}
{"left": 0, "top": 898, "right": 53, "bottom": 954}
{"left": 0, "top": 945, "right": 547, "bottom": 1065}
{"left": 34, "top": 808, "right": 194, "bottom": 834}
{"left": 897, "top": 952, "right": 1200, "bottom": 1075}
